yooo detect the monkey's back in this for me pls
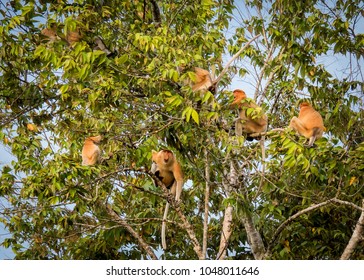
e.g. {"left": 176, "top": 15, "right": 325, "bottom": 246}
{"left": 82, "top": 140, "right": 100, "bottom": 165}
{"left": 298, "top": 106, "right": 324, "bottom": 130}
{"left": 192, "top": 67, "right": 212, "bottom": 92}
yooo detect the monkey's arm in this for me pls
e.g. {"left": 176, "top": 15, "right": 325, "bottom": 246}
{"left": 173, "top": 163, "right": 184, "bottom": 201}
{"left": 89, "top": 152, "right": 100, "bottom": 165}
{"left": 83, "top": 146, "right": 100, "bottom": 165}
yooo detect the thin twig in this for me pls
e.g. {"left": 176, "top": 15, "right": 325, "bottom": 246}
{"left": 213, "top": 34, "right": 261, "bottom": 86}
{"left": 103, "top": 202, "right": 158, "bottom": 260}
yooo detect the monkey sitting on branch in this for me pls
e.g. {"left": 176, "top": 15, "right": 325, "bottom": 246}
{"left": 289, "top": 101, "right": 326, "bottom": 147}
{"left": 151, "top": 149, "right": 184, "bottom": 250}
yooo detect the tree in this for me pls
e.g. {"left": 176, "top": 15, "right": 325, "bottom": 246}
{"left": 0, "top": 0, "right": 363, "bottom": 260}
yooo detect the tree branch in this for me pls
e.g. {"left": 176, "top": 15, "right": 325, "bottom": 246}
{"left": 241, "top": 212, "right": 266, "bottom": 260}
{"left": 167, "top": 196, "right": 204, "bottom": 259}
{"left": 202, "top": 149, "right": 210, "bottom": 259}
{"left": 247, "top": 128, "right": 285, "bottom": 139}
{"left": 217, "top": 205, "right": 234, "bottom": 260}
{"left": 340, "top": 199, "right": 364, "bottom": 260}
{"left": 103, "top": 202, "right": 158, "bottom": 260}
{"left": 217, "top": 161, "right": 237, "bottom": 259}
{"left": 149, "top": 171, "right": 204, "bottom": 259}
{"left": 267, "top": 198, "right": 364, "bottom": 255}
{"left": 150, "top": 0, "right": 161, "bottom": 23}
{"left": 254, "top": 43, "right": 275, "bottom": 101}
{"left": 212, "top": 34, "right": 261, "bottom": 86}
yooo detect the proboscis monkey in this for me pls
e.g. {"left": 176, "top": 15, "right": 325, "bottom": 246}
{"left": 151, "top": 149, "right": 184, "bottom": 250}
{"left": 231, "top": 89, "right": 268, "bottom": 179}
{"left": 231, "top": 89, "right": 268, "bottom": 139}
{"left": 66, "top": 28, "right": 82, "bottom": 45}
{"left": 191, "top": 67, "right": 213, "bottom": 93}
{"left": 289, "top": 102, "right": 326, "bottom": 147}
{"left": 41, "top": 26, "right": 58, "bottom": 42}
{"left": 41, "top": 25, "right": 82, "bottom": 46}
{"left": 82, "top": 135, "right": 102, "bottom": 166}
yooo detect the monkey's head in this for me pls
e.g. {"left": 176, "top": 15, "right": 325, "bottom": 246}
{"left": 299, "top": 102, "right": 312, "bottom": 109}
{"left": 152, "top": 149, "right": 174, "bottom": 164}
{"left": 194, "top": 67, "right": 211, "bottom": 82}
{"left": 231, "top": 89, "right": 247, "bottom": 108}
{"left": 88, "top": 135, "right": 102, "bottom": 144}
{"left": 161, "top": 150, "right": 173, "bottom": 162}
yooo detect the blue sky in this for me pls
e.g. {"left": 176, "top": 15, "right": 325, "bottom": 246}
{"left": 0, "top": 143, "right": 15, "bottom": 259}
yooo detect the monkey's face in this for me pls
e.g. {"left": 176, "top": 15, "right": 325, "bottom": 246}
{"left": 231, "top": 89, "right": 247, "bottom": 108}
{"left": 161, "top": 150, "right": 173, "bottom": 162}
{"left": 233, "top": 89, "right": 247, "bottom": 100}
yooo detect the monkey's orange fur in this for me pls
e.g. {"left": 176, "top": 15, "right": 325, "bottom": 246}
{"left": 289, "top": 102, "right": 326, "bottom": 147}
{"left": 151, "top": 150, "right": 183, "bottom": 200}
{"left": 191, "top": 67, "right": 213, "bottom": 93}
{"left": 66, "top": 29, "right": 82, "bottom": 45}
{"left": 82, "top": 135, "right": 102, "bottom": 166}
{"left": 232, "top": 89, "right": 268, "bottom": 137}
{"left": 151, "top": 149, "right": 184, "bottom": 250}
{"left": 41, "top": 25, "right": 82, "bottom": 45}
{"left": 41, "top": 27, "right": 57, "bottom": 42}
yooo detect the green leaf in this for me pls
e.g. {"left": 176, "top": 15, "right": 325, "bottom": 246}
{"left": 191, "top": 108, "right": 199, "bottom": 125}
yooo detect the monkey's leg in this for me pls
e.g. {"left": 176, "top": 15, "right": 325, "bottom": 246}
{"left": 234, "top": 118, "right": 243, "bottom": 137}
{"left": 306, "top": 127, "right": 322, "bottom": 147}
{"left": 306, "top": 136, "right": 316, "bottom": 147}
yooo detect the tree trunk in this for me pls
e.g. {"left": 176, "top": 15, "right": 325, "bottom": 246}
{"left": 202, "top": 149, "right": 210, "bottom": 259}
{"left": 217, "top": 161, "right": 237, "bottom": 259}
{"left": 218, "top": 155, "right": 266, "bottom": 260}
{"left": 217, "top": 205, "right": 234, "bottom": 259}
{"left": 242, "top": 212, "right": 266, "bottom": 260}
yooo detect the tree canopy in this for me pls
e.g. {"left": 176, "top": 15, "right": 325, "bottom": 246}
{"left": 0, "top": 0, "right": 363, "bottom": 260}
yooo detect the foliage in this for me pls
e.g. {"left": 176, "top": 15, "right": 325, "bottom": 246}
{"left": 0, "top": 0, "right": 363, "bottom": 260}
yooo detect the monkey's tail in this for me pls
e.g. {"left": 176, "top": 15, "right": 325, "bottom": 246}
{"left": 162, "top": 202, "right": 170, "bottom": 250}
{"left": 260, "top": 136, "right": 265, "bottom": 176}
{"left": 253, "top": 136, "right": 265, "bottom": 201}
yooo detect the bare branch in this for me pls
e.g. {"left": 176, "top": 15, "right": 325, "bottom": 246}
{"left": 217, "top": 205, "right": 233, "bottom": 260}
{"left": 202, "top": 149, "right": 210, "bottom": 259}
{"left": 340, "top": 199, "right": 364, "bottom": 260}
{"left": 242, "top": 212, "right": 266, "bottom": 260}
{"left": 217, "top": 161, "right": 237, "bottom": 259}
{"left": 247, "top": 127, "right": 285, "bottom": 139}
{"left": 173, "top": 199, "right": 204, "bottom": 259}
{"left": 254, "top": 43, "right": 275, "bottom": 101}
{"left": 150, "top": 0, "right": 161, "bottom": 23}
